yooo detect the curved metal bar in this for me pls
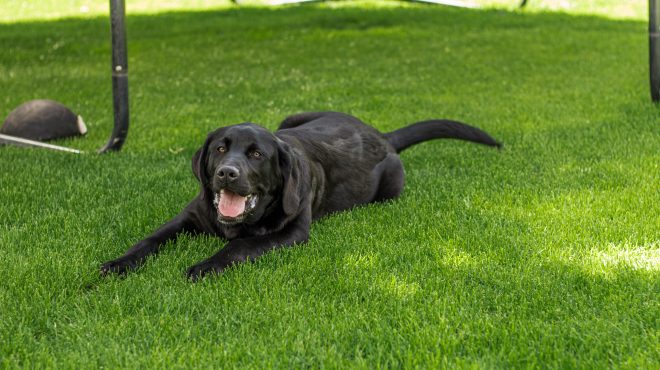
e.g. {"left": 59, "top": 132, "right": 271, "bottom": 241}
{"left": 99, "top": 0, "right": 129, "bottom": 153}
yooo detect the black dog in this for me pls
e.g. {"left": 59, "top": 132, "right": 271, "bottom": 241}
{"left": 100, "top": 112, "right": 500, "bottom": 280}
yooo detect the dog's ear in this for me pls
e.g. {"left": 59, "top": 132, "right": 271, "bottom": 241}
{"left": 278, "top": 140, "right": 303, "bottom": 216}
{"left": 192, "top": 148, "right": 203, "bottom": 182}
{"left": 191, "top": 134, "right": 213, "bottom": 185}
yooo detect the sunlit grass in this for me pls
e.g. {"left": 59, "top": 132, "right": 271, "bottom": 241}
{"left": 0, "top": 0, "right": 234, "bottom": 22}
{"left": 583, "top": 243, "right": 660, "bottom": 273}
{"left": 0, "top": 0, "right": 648, "bottom": 22}
{"left": 474, "top": 0, "right": 646, "bottom": 19}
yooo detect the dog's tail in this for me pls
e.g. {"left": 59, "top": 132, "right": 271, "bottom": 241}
{"left": 384, "top": 119, "right": 502, "bottom": 153}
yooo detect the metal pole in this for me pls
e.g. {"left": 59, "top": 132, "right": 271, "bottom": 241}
{"left": 651, "top": 0, "right": 660, "bottom": 102}
{"left": 0, "top": 134, "right": 83, "bottom": 154}
{"left": 99, "top": 0, "right": 129, "bottom": 152}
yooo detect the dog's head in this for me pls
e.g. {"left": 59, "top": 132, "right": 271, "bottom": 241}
{"left": 192, "top": 123, "right": 302, "bottom": 226}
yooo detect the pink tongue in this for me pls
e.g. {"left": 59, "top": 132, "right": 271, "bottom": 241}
{"left": 218, "top": 190, "right": 246, "bottom": 218}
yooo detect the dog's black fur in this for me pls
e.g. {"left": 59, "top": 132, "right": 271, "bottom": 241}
{"left": 100, "top": 112, "right": 501, "bottom": 281}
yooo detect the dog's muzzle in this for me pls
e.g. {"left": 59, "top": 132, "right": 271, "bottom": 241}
{"left": 213, "top": 189, "right": 258, "bottom": 224}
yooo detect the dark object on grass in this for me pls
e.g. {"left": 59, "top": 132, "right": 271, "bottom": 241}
{"left": 1, "top": 99, "right": 87, "bottom": 141}
{"left": 100, "top": 111, "right": 501, "bottom": 281}
{"left": 651, "top": 0, "right": 660, "bottom": 101}
{"left": 99, "top": 0, "right": 129, "bottom": 153}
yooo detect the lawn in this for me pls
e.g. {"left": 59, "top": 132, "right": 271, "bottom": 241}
{"left": 1, "top": 0, "right": 658, "bottom": 368}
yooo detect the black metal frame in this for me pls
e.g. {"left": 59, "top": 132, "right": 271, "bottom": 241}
{"left": 99, "top": 0, "right": 130, "bottom": 153}
{"left": 650, "top": 0, "right": 660, "bottom": 101}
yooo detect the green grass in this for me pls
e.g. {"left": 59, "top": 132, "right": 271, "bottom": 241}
{"left": 1, "top": 0, "right": 658, "bottom": 368}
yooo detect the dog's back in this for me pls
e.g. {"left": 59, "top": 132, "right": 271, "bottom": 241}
{"left": 277, "top": 111, "right": 501, "bottom": 153}
{"left": 276, "top": 112, "right": 394, "bottom": 218}
{"left": 275, "top": 111, "right": 501, "bottom": 219}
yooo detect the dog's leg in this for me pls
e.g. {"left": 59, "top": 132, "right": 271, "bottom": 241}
{"left": 371, "top": 153, "right": 405, "bottom": 203}
{"left": 100, "top": 210, "right": 198, "bottom": 276}
{"left": 186, "top": 207, "right": 311, "bottom": 281}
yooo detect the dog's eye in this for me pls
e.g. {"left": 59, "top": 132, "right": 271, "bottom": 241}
{"left": 249, "top": 150, "right": 262, "bottom": 159}
{"left": 217, "top": 146, "right": 226, "bottom": 153}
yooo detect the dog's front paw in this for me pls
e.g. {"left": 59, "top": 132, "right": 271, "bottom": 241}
{"left": 100, "top": 256, "right": 140, "bottom": 276}
{"left": 186, "top": 261, "right": 224, "bottom": 282}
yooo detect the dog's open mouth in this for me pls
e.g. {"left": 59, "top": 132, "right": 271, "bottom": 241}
{"left": 214, "top": 189, "right": 258, "bottom": 223}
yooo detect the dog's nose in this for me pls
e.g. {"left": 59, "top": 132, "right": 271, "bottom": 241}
{"left": 217, "top": 165, "right": 240, "bottom": 182}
